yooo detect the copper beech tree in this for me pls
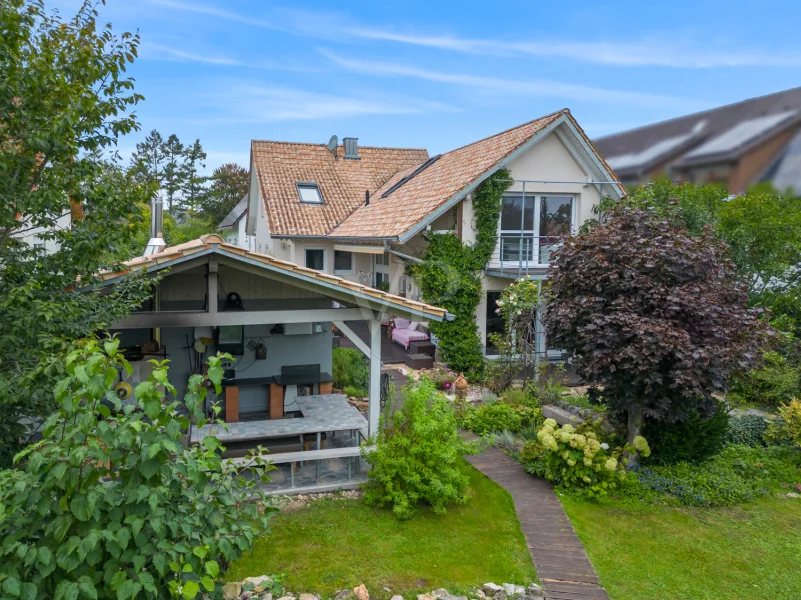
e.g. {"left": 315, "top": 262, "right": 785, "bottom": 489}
{"left": 544, "top": 206, "right": 770, "bottom": 465}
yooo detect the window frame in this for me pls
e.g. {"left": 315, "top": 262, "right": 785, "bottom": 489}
{"left": 333, "top": 250, "right": 354, "bottom": 275}
{"left": 296, "top": 182, "right": 324, "bottom": 205}
{"left": 304, "top": 247, "right": 326, "bottom": 271}
{"left": 499, "top": 193, "right": 577, "bottom": 266}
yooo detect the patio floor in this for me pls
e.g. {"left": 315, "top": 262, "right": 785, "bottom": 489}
{"left": 334, "top": 320, "right": 412, "bottom": 364}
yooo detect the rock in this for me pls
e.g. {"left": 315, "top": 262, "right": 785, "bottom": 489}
{"left": 476, "top": 591, "right": 486, "bottom": 600}
{"left": 390, "top": 596, "right": 404, "bottom": 600}
{"left": 259, "top": 594, "right": 273, "bottom": 600}
{"left": 501, "top": 585, "right": 516, "bottom": 597}
{"left": 441, "top": 596, "right": 467, "bottom": 600}
{"left": 277, "top": 597, "right": 295, "bottom": 600}
{"left": 787, "top": 492, "right": 801, "bottom": 499}
{"left": 525, "top": 585, "right": 543, "bottom": 596}
{"left": 223, "top": 583, "right": 242, "bottom": 600}
{"left": 494, "top": 593, "right": 507, "bottom": 600}
{"left": 354, "top": 585, "right": 369, "bottom": 600}
{"left": 417, "top": 594, "right": 436, "bottom": 600}
{"left": 244, "top": 577, "right": 276, "bottom": 594}
{"left": 432, "top": 590, "right": 449, "bottom": 598}
{"left": 299, "top": 595, "right": 318, "bottom": 600}
{"left": 334, "top": 592, "right": 353, "bottom": 600}
{"left": 482, "top": 584, "right": 503, "bottom": 596}
{"left": 382, "top": 588, "right": 391, "bottom": 594}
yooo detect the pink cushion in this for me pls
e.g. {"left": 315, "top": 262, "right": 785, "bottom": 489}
{"left": 392, "top": 327, "right": 430, "bottom": 349}
{"left": 394, "top": 317, "right": 411, "bottom": 330}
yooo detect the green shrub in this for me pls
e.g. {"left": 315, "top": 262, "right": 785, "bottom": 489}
{"left": 361, "top": 379, "right": 478, "bottom": 519}
{"left": 642, "top": 405, "right": 730, "bottom": 465}
{"left": 729, "top": 351, "right": 801, "bottom": 407}
{"left": 766, "top": 399, "right": 801, "bottom": 448}
{"left": 460, "top": 403, "right": 523, "bottom": 435}
{"left": 627, "top": 445, "right": 801, "bottom": 507}
{"left": 332, "top": 347, "right": 368, "bottom": 393}
{"left": 727, "top": 413, "right": 770, "bottom": 446}
{"left": 501, "top": 388, "right": 538, "bottom": 408}
{"left": 342, "top": 385, "right": 366, "bottom": 398}
{"left": 521, "top": 418, "right": 650, "bottom": 497}
{"left": 0, "top": 338, "right": 276, "bottom": 600}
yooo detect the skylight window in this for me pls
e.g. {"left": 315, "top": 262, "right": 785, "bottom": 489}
{"left": 297, "top": 182, "right": 323, "bottom": 204}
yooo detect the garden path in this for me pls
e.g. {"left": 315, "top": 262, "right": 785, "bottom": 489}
{"left": 466, "top": 448, "right": 609, "bottom": 600}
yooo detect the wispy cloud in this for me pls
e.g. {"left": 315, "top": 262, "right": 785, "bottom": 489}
{"left": 200, "top": 85, "right": 458, "bottom": 123}
{"left": 142, "top": 42, "right": 249, "bottom": 66}
{"left": 148, "top": 0, "right": 801, "bottom": 69}
{"left": 344, "top": 29, "right": 801, "bottom": 69}
{"left": 319, "top": 50, "right": 709, "bottom": 111}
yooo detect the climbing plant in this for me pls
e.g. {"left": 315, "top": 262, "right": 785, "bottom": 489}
{"left": 409, "top": 168, "right": 512, "bottom": 377}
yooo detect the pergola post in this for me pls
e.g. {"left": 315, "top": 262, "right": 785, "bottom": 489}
{"left": 368, "top": 318, "right": 382, "bottom": 437}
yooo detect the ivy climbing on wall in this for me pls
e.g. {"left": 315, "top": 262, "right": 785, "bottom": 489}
{"left": 408, "top": 168, "right": 512, "bottom": 378}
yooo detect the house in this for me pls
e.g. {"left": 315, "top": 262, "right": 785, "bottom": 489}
{"left": 218, "top": 194, "right": 256, "bottom": 251}
{"left": 237, "top": 109, "right": 625, "bottom": 358}
{"left": 97, "top": 230, "right": 449, "bottom": 493}
{"left": 595, "top": 86, "right": 801, "bottom": 194}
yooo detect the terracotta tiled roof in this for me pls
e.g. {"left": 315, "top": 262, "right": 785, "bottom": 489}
{"left": 252, "top": 141, "right": 429, "bottom": 237}
{"left": 329, "top": 111, "right": 568, "bottom": 239}
{"left": 104, "top": 235, "right": 448, "bottom": 320}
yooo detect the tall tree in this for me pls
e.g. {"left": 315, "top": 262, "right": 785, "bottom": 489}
{"left": 129, "top": 129, "right": 165, "bottom": 187}
{"left": 0, "top": 0, "right": 152, "bottom": 463}
{"left": 202, "top": 162, "right": 249, "bottom": 225}
{"left": 180, "top": 138, "right": 208, "bottom": 213}
{"left": 161, "top": 133, "right": 185, "bottom": 210}
{"left": 544, "top": 206, "right": 770, "bottom": 465}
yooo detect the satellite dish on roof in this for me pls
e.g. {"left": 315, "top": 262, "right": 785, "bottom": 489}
{"left": 326, "top": 135, "right": 338, "bottom": 159}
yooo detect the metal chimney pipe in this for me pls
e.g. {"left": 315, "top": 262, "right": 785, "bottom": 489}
{"left": 144, "top": 195, "right": 166, "bottom": 256}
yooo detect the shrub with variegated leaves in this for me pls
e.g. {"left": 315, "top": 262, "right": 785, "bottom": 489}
{"left": 521, "top": 418, "right": 650, "bottom": 497}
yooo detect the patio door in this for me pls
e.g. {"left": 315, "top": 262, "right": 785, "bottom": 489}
{"left": 500, "top": 194, "right": 574, "bottom": 266}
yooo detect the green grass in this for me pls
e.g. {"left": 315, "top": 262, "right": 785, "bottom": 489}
{"left": 227, "top": 466, "right": 537, "bottom": 597}
{"left": 562, "top": 496, "right": 801, "bottom": 600}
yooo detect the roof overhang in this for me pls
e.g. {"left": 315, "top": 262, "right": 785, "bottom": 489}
{"left": 95, "top": 237, "right": 448, "bottom": 323}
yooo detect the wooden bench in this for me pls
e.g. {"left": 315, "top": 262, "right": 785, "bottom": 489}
{"left": 227, "top": 446, "right": 374, "bottom": 488}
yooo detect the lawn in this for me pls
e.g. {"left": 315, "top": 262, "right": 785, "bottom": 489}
{"left": 227, "top": 465, "right": 537, "bottom": 597}
{"left": 562, "top": 496, "right": 801, "bottom": 600}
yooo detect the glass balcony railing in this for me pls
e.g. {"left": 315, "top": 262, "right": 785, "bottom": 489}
{"left": 486, "top": 234, "right": 566, "bottom": 276}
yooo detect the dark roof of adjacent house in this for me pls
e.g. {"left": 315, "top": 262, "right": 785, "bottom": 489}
{"left": 251, "top": 141, "right": 429, "bottom": 237}
{"left": 218, "top": 194, "right": 248, "bottom": 229}
{"left": 595, "top": 86, "right": 801, "bottom": 175}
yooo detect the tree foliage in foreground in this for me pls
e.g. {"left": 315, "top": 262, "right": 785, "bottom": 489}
{"left": 544, "top": 206, "right": 770, "bottom": 462}
{"left": 0, "top": 338, "right": 276, "bottom": 600}
{"left": 0, "top": 0, "right": 153, "bottom": 463}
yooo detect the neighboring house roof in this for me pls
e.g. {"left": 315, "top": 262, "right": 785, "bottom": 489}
{"left": 678, "top": 110, "right": 800, "bottom": 166}
{"left": 251, "top": 141, "right": 429, "bottom": 237}
{"left": 100, "top": 234, "right": 448, "bottom": 321}
{"left": 330, "top": 109, "right": 624, "bottom": 241}
{"left": 218, "top": 194, "right": 248, "bottom": 229}
{"left": 765, "top": 129, "right": 801, "bottom": 193}
{"left": 596, "top": 86, "right": 801, "bottom": 178}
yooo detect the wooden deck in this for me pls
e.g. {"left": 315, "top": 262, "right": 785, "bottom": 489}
{"left": 466, "top": 448, "right": 609, "bottom": 600}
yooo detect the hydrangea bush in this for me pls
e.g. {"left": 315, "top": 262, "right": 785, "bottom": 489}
{"left": 521, "top": 418, "right": 650, "bottom": 497}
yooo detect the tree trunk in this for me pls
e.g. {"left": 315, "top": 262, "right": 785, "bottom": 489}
{"left": 625, "top": 405, "right": 645, "bottom": 469}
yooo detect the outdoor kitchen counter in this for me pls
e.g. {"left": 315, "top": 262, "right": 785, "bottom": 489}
{"left": 190, "top": 393, "right": 367, "bottom": 444}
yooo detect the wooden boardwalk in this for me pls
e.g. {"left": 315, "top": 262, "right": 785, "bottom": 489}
{"left": 466, "top": 448, "right": 610, "bottom": 600}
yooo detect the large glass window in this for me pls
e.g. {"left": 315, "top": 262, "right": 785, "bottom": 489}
{"left": 334, "top": 250, "right": 353, "bottom": 274}
{"left": 305, "top": 248, "right": 325, "bottom": 271}
{"left": 499, "top": 194, "right": 573, "bottom": 264}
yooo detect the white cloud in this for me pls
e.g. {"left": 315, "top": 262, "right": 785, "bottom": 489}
{"left": 199, "top": 85, "right": 458, "bottom": 123}
{"left": 320, "top": 50, "right": 709, "bottom": 111}
{"left": 145, "top": 0, "right": 283, "bottom": 31}
{"left": 345, "top": 29, "right": 801, "bottom": 69}
{"left": 142, "top": 43, "right": 248, "bottom": 66}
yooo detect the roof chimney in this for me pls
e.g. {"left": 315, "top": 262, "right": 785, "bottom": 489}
{"left": 144, "top": 194, "right": 166, "bottom": 256}
{"left": 343, "top": 137, "right": 359, "bottom": 160}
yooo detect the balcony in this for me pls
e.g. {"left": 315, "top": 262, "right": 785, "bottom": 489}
{"left": 486, "top": 234, "right": 565, "bottom": 278}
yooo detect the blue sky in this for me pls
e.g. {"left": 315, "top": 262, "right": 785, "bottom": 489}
{"left": 53, "top": 0, "right": 801, "bottom": 172}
